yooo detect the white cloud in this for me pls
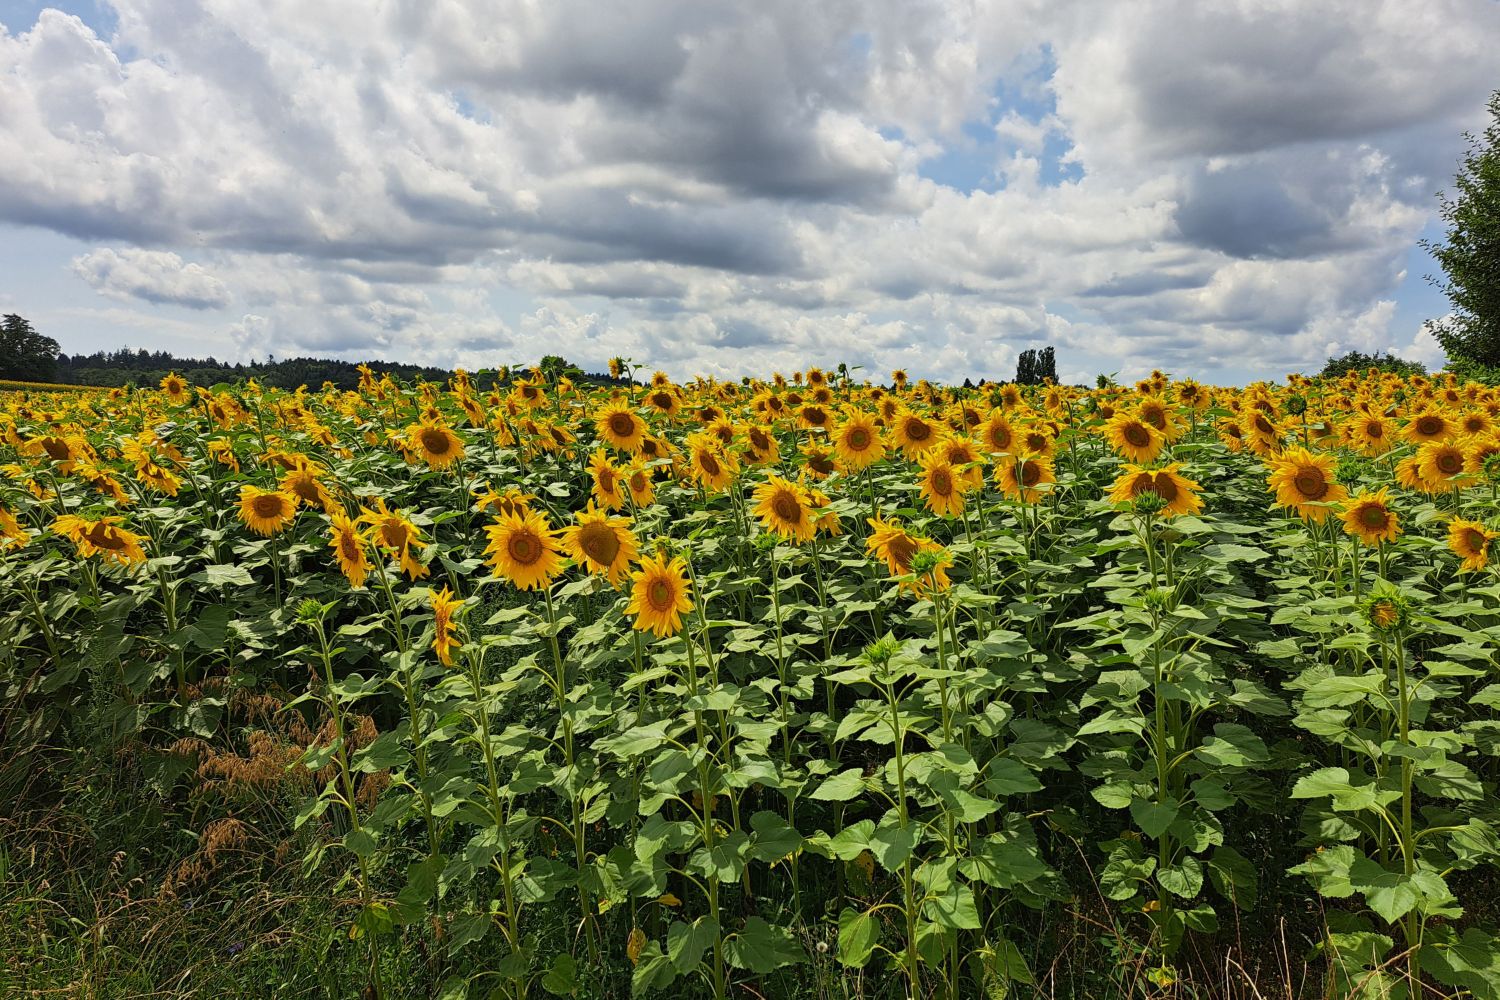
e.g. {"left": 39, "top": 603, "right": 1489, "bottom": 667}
{"left": 0, "top": 0, "right": 1495, "bottom": 381}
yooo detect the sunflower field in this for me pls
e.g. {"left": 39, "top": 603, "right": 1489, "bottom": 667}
{"left": 5, "top": 363, "right": 1500, "bottom": 999}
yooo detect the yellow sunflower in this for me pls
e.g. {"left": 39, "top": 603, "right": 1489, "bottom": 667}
{"left": 917, "top": 451, "right": 965, "bottom": 518}
{"left": 1339, "top": 490, "right": 1400, "bottom": 546}
{"left": 430, "top": 586, "right": 464, "bottom": 666}
{"left": 1448, "top": 518, "right": 1496, "bottom": 573}
{"left": 742, "top": 424, "right": 781, "bottom": 466}
{"left": 994, "top": 452, "right": 1056, "bottom": 503}
{"left": 328, "top": 511, "right": 371, "bottom": 588}
{"left": 0, "top": 503, "right": 30, "bottom": 551}
{"left": 687, "top": 433, "right": 737, "bottom": 492}
{"left": 238, "top": 485, "right": 299, "bottom": 536}
{"left": 865, "top": 517, "right": 951, "bottom": 596}
{"left": 358, "top": 498, "right": 430, "bottom": 580}
{"left": 595, "top": 402, "right": 647, "bottom": 453}
{"left": 589, "top": 448, "right": 629, "bottom": 511}
{"left": 407, "top": 422, "right": 466, "bottom": 470}
{"left": 626, "top": 552, "right": 694, "bottom": 637}
{"left": 280, "top": 461, "right": 339, "bottom": 514}
{"left": 1405, "top": 408, "right": 1451, "bottom": 445}
{"left": 159, "top": 372, "right": 190, "bottom": 405}
{"left": 1104, "top": 413, "right": 1165, "bottom": 464}
{"left": 625, "top": 461, "right": 657, "bottom": 508}
{"left": 1107, "top": 463, "right": 1203, "bottom": 518}
{"left": 891, "top": 409, "right": 940, "bottom": 459}
{"left": 1415, "top": 439, "right": 1476, "bottom": 493}
{"left": 1348, "top": 413, "right": 1393, "bottom": 455}
{"left": 802, "top": 443, "right": 838, "bottom": 481}
{"left": 752, "top": 475, "right": 816, "bottom": 543}
{"left": 561, "top": 507, "right": 640, "bottom": 586}
{"left": 1266, "top": 446, "right": 1346, "bottom": 522}
{"left": 52, "top": 514, "right": 147, "bottom": 566}
{"left": 833, "top": 410, "right": 885, "bottom": 471}
{"left": 484, "top": 508, "right": 564, "bottom": 590}
{"left": 979, "top": 411, "right": 1016, "bottom": 456}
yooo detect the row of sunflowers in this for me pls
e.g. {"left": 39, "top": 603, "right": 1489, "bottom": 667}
{"left": 4, "top": 361, "right": 1500, "bottom": 999}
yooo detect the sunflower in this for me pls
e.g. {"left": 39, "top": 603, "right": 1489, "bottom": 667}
{"left": 328, "top": 511, "right": 372, "bottom": 588}
{"left": 645, "top": 386, "right": 681, "bottom": 418}
{"left": 1415, "top": 439, "right": 1476, "bottom": 492}
{"left": 917, "top": 451, "right": 965, "bottom": 518}
{"left": 1242, "top": 410, "right": 1283, "bottom": 456}
{"left": 1136, "top": 397, "right": 1183, "bottom": 442}
{"left": 994, "top": 452, "right": 1056, "bottom": 503}
{"left": 238, "top": 485, "right": 299, "bottom": 536}
{"left": 753, "top": 475, "right": 816, "bottom": 543}
{"left": 1339, "top": 490, "right": 1400, "bottom": 546}
{"left": 1107, "top": 463, "right": 1203, "bottom": 518}
{"left": 0, "top": 504, "right": 31, "bottom": 551}
{"left": 208, "top": 438, "right": 240, "bottom": 473}
{"left": 832, "top": 410, "right": 885, "bottom": 471}
{"left": 1448, "top": 518, "right": 1496, "bottom": 573}
{"left": 1405, "top": 408, "right": 1451, "bottom": 445}
{"left": 589, "top": 449, "right": 629, "bottom": 511}
{"left": 625, "top": 461, "right": 657, "bottom": 508}
{"left": 742, "top": 424, "right": 781, "bottom": 466}
{"left": 891, "top": 409, "right": 940, "bottom": 459}
{"left": 802, "top": 443, "right": 838, "bottom": 480}
{"left": 979, "top": 411, "right": 1016, "bottom": 456}
{"left": 595, "top": 402, "right": 647, "bottom": 453}
{"left": 1266, "top": 446, "right": 1346, "bottom": 522}
{"left": 1348, "top": 413, "right": 1393, "bottom": 455}
{"left": 1104, "top": 413, "right": 1165, "bottom": 464}
{"left": 807, "top": 486, "right": 841, "bottom": 536}
{"left": 562, "top": 507, "right": 640, "bottom": 585}
{"left": 474, "top": 485, "right": 535, "bottom": 519}
{"left": 280, "top": 461, "right": 338, "bottom": 513}
{"left": 626, "top": 552, "right": 694, "bottom": 637}
{"left": 159, "top": 372, "right": 190, "bottom": 405}
{"left": 1217, "top": 418, "right": 1246, "bottom": 452}
{"left": 687, "top": 433, "right": 737, "bottom": 492}
{"left": 865, "top": 517, "right": 950, "bottom": 595}
{"left": 359, "top": 498, "right": 430, "bottom": 580}
{"left": 407, "top": 422, "right": 465, "bottom": 470}
{"left": 484, "top": 508, "right": 564, "bottom": 590}
{"left": 53, "top": 515, "right": 147, "bottom": 566}
{"left": 430, "top": 586, "right": 464, "bottom": 666}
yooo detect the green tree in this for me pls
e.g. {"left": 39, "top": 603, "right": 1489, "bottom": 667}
{"left": 0, "top": 314, "right": 61, "bottom": 382}
{"left": 1318, "top": 349, "right": 1426, "bottom": 379}
{"left": 1422, "top": 92, "right": 1500, "bottom": 367}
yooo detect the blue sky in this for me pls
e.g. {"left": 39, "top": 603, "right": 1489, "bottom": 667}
{"left": 2, "top": 0, "right": 1495, "bottom": 383}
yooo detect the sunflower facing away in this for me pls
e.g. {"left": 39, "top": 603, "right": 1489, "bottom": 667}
{"left": 1339, "top": 490, "right": 1400, "bottom": 546}
{"left": 1448, "top": 518, "right": 1496, "bottom": 573}
{"left": 562, "top": 507, "right": 640, "bottom": 585}
{"left": 833, "top": 410, "right": 885, "bottom": 471}
{"left": 485, "top": 508, "right": 564, "bottom": 590}
{"left": 1104, "top": 413, "right": 1165, "bottom": 464}
{"left": 752, "top": 475, "right": 816, "bottom": 543}
{"left": 626, "top": 552, "right": 693, "bottom": 637}
{"left": 1266, "top": 446, "right": 1346, "bottom": 522}
{"left": 238, "top": 485, "right": 299, "bottom": 537}
{"left": 1107, "top": 463, "right": 1203, "bottom": 518}
{"left": 430, "top": 586, "right": 464, "bottom": 666}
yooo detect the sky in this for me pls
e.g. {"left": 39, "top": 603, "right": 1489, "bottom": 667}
{"left": 1, "top": 1, "right": 1496, "bottom": 385}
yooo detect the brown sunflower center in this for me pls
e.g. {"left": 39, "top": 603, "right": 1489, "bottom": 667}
{"left": 1416, "top": 416, "right": 1444, "bottom": 437}
{"left": 380, "top": 521, "right": 410, "bottom": 548}
{"left": 1436, "top": 450, "right": 1465, "bottom": 475}
{"left": 629, "top": 471, "right": 648, "bottom": 492}
{"left": 647, "top": 578, "right": 675, "bottom": 611}
{"left": 1358, "top": 505, "right": 1389, "bottom": 530}
{"left": 85, "top": 524, "right": 128, "bottom": 550}
{"left": 598, "top": 467, "right": 617, "bottom": 493}
{"left": 847, "top": 427, "right": 871, "bottom": 450}
{"left": 1019, "top": 462, "right": 1043, "bottom": 487}
{"left": 608, "top": 412, "right": 637, "bottom": 437}
{"left": 931, "top": 469, "right": 954, "bottom": 497}
{"left": 1123, "top": 423, "right": 1151, "bottom": 448}
{"left": 1142, "top": 408, "right": 1166, "bottom": 430}
{"left": 420, "top": 428, "right": 452, "bottom": 456}
{"left": 809, "top": 453, "right": 835, "bottom": 475}
{"left": 42, "top": 438, "right": 72, "bottom": 461}
{"left": 339, "top": 529, "right": 362, "bottom": 561}
{"left": 1293, "top": 469, "right": 1328, "bottom": 500}
{"left": 1463, "top": 528, "right": 1487, "bottom": 553}
{"left": 288, "top": 476, "right": 320, "bottom": 503}
{"left": 252, "top": 494, "right": 289, "bottom": 519}
{"left": 698, "top": 451, "right": 722, "bottom": 477}
{"left": 905, "top": 418, "right": 931, "bottom": 441}
{"left": 803, "top": 406, "right": 827, "bottom": 425}
{"left": 577, "top": 521, "right": 621, "bottom": 566}
{"left": 508, "top": 530, "right": 542, "bottom": 566}
{"left": 1143, "top": 474, "right": 1179, "bottom": 503}
{"left": 770, "top": 489, "right": 803, "bottom": 524}
{"left": 887, "top": 534, "right": 917, "bottom": 571}
{"left": 651, "top": 392, "right": 673, "bottom": 410}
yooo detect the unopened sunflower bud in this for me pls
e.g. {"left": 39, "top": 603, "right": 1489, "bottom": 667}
{"left": 1285, "top": 394, "right": 1308, "bottom": 416}
{"left": 863, "top": 636, "right": 900, "bottom": 665}
{"left": 910, "top": 549, "right": 945, "bottom": 577}
{"left": 1132, "top": 491, "right": 1166, "bottom": 516}
{"left": 1361, "top": 587, "right": 1411, "bottom": 632}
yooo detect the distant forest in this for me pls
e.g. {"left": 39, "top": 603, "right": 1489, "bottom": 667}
{"left": 54, "top": 348, "right": 455, "bottom": 391}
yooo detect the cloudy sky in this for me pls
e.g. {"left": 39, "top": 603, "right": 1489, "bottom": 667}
{"left": 1, "top": 0, "right": 1496, "bottom": 384}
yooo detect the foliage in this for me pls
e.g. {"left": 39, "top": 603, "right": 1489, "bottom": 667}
{"left": 1319, "top": 350, "right": 1427, "bottom": 380}
{"left": 5, "top": 363, "right": 1500, "bottom": 999}
{"left": 1423, "top": 91, "right": 1500, "bottom": 367}
{"left": 0, "top": 314, "right": 61, "bottom": 382}
{"left": 1014, "top": 346, "right": 1057, "bottom": 386}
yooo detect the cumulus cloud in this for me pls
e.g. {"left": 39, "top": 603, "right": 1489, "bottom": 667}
{"left": 1, "top": 0, "right": 1496, "bottom": 381}
{"left": 71, "top": 248, "right": 232, "bottom": 309}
